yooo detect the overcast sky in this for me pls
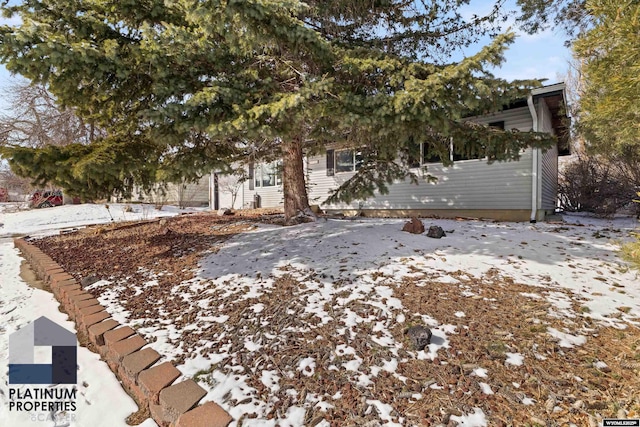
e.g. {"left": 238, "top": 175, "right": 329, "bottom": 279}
{"left": 0, "top": 1, "right": 572, "bottom": 110}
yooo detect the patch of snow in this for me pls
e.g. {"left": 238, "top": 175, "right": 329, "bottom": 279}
{"left": 251, "top": 303, "right": 265, "bottom": 313}
{"left": 520, "top": 292, "right": 542, "bottom": 299}
{"left": 472, "top": 368, "right": 488, "bottom": 378}
{"left": 450, "top": 408, "right": 488, "bottom": 427}
{"left": 260, "top": 370, "right": 281, "bottom": 392}
{"left": 505, "top": 352, "right": 524, "bottom": 366}
{"left": 479, "top": 383, "right": 494, "bottom": 395}
{"left": 244, "top": 338, "right": 262, "bottom": 352}
{"left": 358, "top": 374, "right": 373, "bottom": 387}
{"left": 0, "top": 240, "right": 154, "bottom": 427}
{"left": 366, "top": 400, "right": 401, "bottom": 427}
{"left": 297, "top": 357, "right": 316, "bottom": 377}
{"left": 547, "top": 328, "right": 588, "bottom": 348}
{"left": 343, "top": 359, "right": 362, "bottom": 372}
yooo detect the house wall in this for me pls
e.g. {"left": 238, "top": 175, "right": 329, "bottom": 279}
{"left": 309, "top": 151, "right": 535, "bottom": 211}
{"left": 308, "top": 106, "right": 536, "bottom": 213}
{"left": 536, "top": 99, "right": 559, "bottom": 211}
{"left": 127, "top": 175, "right": 210, "bottom": 207}
{"left": 174, "top": 175, "right": 210, "bottom": 207}
{"left": 222, "top": 104, "right": 558, "bottom": 220}
{"left": 240, "top": 183, "right": 283, "bottom": 209}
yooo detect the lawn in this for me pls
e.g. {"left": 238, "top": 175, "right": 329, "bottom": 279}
{"left": 31, "top": 210, "right": 640, "bottom": 426}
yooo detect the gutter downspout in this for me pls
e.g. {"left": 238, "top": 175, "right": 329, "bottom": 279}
{"left": 209, "top": 172, "right": 213, "bottom": 210}
{"left": 527, "top": 94, "right": 539, "bottom": 223}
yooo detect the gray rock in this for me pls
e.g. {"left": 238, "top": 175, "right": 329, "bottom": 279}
{"left": 217, "top": 208, "right": 234, "bottom": 216}
{"left": 406, "top": 325, "right": 432, "bottom": 351}
{"left": 80, "top": 275, "right": 100, "bottom": 287}
{"left": 427, "top": 225, "right": 446, "bottom": 238}
{"left": 402, "top": 217, "right": 425, "bottom": 234}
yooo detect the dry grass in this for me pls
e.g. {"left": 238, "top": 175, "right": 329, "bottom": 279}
{"left": 32, "top": 212, "right": 640, "bottom": 426}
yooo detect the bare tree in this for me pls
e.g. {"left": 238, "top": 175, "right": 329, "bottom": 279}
{"left": 0, "top": 79, "right": 101, "bottom": 148}
{"left": 0, "top": 80, "right": 103, "bottom": 198}
{"left": 0, "top": 162, "right": 33, "bottom": 197}
{"left": 172, "top": 178, "right": 204, "bottom": 209}
{"left": 218, "top": 173, "right": 245, "bottom": 209}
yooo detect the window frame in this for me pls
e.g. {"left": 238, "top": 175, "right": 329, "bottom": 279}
{"left": 334, "top": 149, "right": 363, "bottom": 174}
{"left": 408, "top": 142, "right": 444, "bottom": 168}
{"left": 253, "top": 161, "right": 282, "bottom": 188}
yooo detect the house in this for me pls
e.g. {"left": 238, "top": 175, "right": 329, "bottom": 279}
{"left": 125, "top": 175, "right": 211, "bottom": 208}
{"left": 217, "top": 83, "right": 569, "bottom": 222}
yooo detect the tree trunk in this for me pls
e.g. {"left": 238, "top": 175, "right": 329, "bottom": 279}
{"left": 282, "top": 136, "right": 315, "bottom": 224}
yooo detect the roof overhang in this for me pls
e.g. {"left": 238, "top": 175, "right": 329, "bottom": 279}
{"left": 532, "top": 83, "right": 570, "bottom": 154}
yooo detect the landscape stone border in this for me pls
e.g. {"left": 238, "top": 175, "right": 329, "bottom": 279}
{"left": 14, "top": 237, "right": 233, "bottom": 427}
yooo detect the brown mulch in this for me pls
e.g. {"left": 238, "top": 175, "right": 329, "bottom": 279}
{"left": 30, "top": 211, "right": 640, "bottom": 427}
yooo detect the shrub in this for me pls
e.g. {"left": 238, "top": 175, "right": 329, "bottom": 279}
{"left": 621, "top": 192, "right": 640, "bottom": 270}
{"left": 559, "top": 155, "right": 638, "bottom": 217}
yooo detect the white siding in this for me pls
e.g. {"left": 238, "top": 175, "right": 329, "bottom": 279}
{"left": 537, "top": 99, "right": 558, "bottom": 210}
{"left": 233, "top": 106, "right": 546, "bottom": 213}
{"left": 308, "top": 107, "right": 535, "bottom": 211}
{"left": 126, "top": 175, "right": 210, "bottom": 207}
{"left": 239, "top": 185, "right": 283, "bottom": 208}
{"left": 464, "top": 106, "right": 533, "bottom": 129}
{"left": 216, "top": 173, "right": 246, "bottom": 209}
{"left": 171, "top": 175, "right": 210, "bottom": 207}
{"left": 309, "top": 151, "right": 534, "bottom": 210}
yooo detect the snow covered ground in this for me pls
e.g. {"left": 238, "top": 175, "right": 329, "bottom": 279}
{"left": 0, "top": 203, "right": 195, "bottom": 427}
{"left": 195, "top": 213, "right": 640, "bottom": 328}
{"left": 3, "top": 204, "right": 640, "bottom": 426}
{"left": 186, "top": 215, "right": 640, "bottom": 426}
{"left": 81, "top": 211, "right": 640, "bottom": 426}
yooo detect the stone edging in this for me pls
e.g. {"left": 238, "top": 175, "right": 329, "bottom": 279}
{"left": 14, "top": 237, "right": 233, "bottom": 427}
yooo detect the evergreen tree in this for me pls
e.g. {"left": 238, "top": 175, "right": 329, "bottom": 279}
{"left": 0, "top": 0, "right": 555, "bottom": 221}
{"left": 573, "top": 0, "right": 640, "bottom": 157}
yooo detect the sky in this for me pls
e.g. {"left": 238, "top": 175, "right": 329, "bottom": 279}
{"left": 0, "top": 0, "right": 572, "bottom": 111}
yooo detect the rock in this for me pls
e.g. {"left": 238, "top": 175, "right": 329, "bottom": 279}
{"left": 217, "top": 208, "right": 234, "bottom": 216}
{"left": 80, "top": 275, "right": 100, "bottom": 287}
{"left": 402, "top": 217, "right": 425, "bottom": 234}
{"left": 427, "top": 225, "right": 446, "bottom": 238}
{"left": 405, "top": 326, "right": 432, "bottom": 351}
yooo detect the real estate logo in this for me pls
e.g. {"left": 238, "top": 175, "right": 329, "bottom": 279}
{"left": 9, "top": 316, "right": 77, "bottom": 384}
{"left": 7, "top": 317, "right": 78, "bottom": 416}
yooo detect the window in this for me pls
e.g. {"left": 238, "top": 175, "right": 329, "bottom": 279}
{"left": 453, "top": 150, "right": 474, "bottom": 161}
{"left": 254, "top": 161, "right": 282, "bottom": 187}
{"left": 421, "top": 144, "right": 442, "bottom": 164}
{"left": 454, "top": 122, "right": 503, "bottom": 161}
{"left": 334, "top": 150, "right": 363, "bottom": 173}
{"left": 408, "top": 140, "right": 443, "bottom": 167}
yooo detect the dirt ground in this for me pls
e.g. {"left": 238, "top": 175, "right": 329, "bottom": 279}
{"left": 31, "top": 211, "right": 640, "bottom": 427}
